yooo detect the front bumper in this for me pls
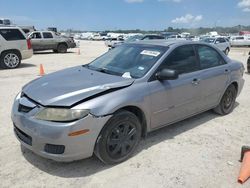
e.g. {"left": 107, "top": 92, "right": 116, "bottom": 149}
{"left": 11, "top": 98, "right": 111, "bottom": 162}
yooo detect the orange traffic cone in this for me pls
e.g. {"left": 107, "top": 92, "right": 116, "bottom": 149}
{"left": 77, "top": 48, "right": 81, "bottom": 55}
{"left": 39, "top": 64, "right": 45, "bottom": 76}
{"left": 238, "top": 146, "right": 250, "bottom": 184}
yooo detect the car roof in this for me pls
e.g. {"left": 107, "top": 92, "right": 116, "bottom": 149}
{"left": 0, "top": 26, "right": 21, "bottom": 29}
{"left": 129, "top": 39, "right": 198, "bottom": 47}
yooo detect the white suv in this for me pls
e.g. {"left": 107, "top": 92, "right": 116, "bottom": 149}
{"left": 0, "top": 26, "right": 33, "bottom": 69}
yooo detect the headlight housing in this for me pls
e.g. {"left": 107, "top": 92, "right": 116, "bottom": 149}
{"left": 15, "top": 92, "right": 21, "bottom": 101}
{"left": 35, "top": 108, "right": 89, "bottom": 122}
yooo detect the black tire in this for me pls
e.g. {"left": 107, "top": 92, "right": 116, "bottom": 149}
{"left": 53, "top": 49, "right": 58, "bottom": 53}
{"left": 247, "top": 57, "right": 250, "bottom": 73}
{"left": 94, "top": 110, "right": 142, "bottom": 164}
{"left": 57, "top": 43, "right": 67, "bottom": 53}
{"left": 213, "top": 84, "right": 237, "bottom": 115}
{"left": 225, "top": 48, "right": 230, "bottom": 55}
{"left": 0, "top": 51, "right": 21, "bottom": 69}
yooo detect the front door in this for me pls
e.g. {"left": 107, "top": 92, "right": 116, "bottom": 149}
{"left": 149, "top": 45, "right": 202, "bottom": 129}
{"left": 30, "top": 32, "right": 43, "bottom": 50}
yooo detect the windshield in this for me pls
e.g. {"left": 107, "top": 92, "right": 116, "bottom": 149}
{"left": 86, "top": 44, "right": 167, "bottom": 78}
{"left": 202, "top": 38, "right": 215, "bottom": 43}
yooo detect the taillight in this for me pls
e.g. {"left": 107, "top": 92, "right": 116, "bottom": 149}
{"left": 27, "top": 39, "right": 32, "bottom": 49}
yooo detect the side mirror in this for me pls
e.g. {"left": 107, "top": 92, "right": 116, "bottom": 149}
{"left": 156, "top": 69, "right": 179, "bottom": 80}
{"left": 249, "top": 51, "right": 250, "bottom": 55}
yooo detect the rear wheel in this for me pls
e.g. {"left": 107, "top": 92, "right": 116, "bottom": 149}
{"left": 57, "top": 43, "right": 67, "bottom": 53}
{"left": 94, "top": 110, "right": 141, "bottom": 164}
{"left": 0, "top": 51, "right": 21, "bottom": 69}
{"left": 214, "top": 84, "right": 237, "bottom": 115}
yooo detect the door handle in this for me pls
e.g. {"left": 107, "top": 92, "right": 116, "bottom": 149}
{"left": 192, "top": 78, "right": 200, "bottom": 85}
{"left": 224, "top": 69, "right": 230, "bottom": 74}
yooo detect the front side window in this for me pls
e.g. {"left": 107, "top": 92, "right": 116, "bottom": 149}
{"left": 87, "top": 44, "right": 168, "bottom": 78}
{"left": 161, "top": 45, "right": 198, "bottom": 74}
{"left": 0, "top": 29, "right": 25, "bottom": 41}
{"left": 196, "top": 45, "right": 225, "bottom": 69}
{"left": 30, "top": 32, "right": 41, "bottom": 39}
{"left": 43, "top": 32, "right": 53, "bottom": 39}
{"left": 216, "top": 38, "right": 226, "bottom": 43}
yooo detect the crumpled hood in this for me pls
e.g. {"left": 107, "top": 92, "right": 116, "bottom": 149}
{"left": 23, "top": 66, "right": 134, "bottom": 107}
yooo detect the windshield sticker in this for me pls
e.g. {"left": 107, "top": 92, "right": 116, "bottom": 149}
{"left": 122, "top": 72, "right": 132, "bottom": 79}
{"left": 140, "top": 50, "right": 161, "bottom": 57}
{"left": 138, "top": 66, "right": 145, "bottom": 70}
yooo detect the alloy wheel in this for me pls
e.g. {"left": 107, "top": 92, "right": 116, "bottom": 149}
{"left": 4, "top": 53, "right": 20, "bottom": 68}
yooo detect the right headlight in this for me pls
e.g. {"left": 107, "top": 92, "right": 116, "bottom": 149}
{"left": 35, "top": 108, "right": 89, "bottom": 122}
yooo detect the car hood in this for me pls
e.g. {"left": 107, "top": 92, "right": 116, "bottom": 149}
{"left": 22, "top": 66, "right": 134, "bottom": 107}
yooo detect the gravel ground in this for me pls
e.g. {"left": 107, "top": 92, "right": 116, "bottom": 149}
{"left": 0, "top": 41, "right": 250, "bottom": 188}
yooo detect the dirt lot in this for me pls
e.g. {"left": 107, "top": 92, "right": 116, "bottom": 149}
{"left": 0, "top": 41, "right": 250, "bottom": 188}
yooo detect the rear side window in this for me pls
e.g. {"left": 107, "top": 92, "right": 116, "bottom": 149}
{"left": 0, "top": 29, "right": 25, "bottom": 41}
{"left": 196, "top": 45, "right": 226, "bottom": 69}
{"left": 0, "top": 20, "right": 3, "bottom": 24}
{"left": 162, "top": 45, "right": 198, "bottom": 74}
{"left": 43, "top": 32, "right": 53, "bottom": 39}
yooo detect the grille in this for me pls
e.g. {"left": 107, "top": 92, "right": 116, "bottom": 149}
{"left": 18, "top": 104, "right": 34, "bottom": 113}
{"left": 14, "top": 125, "right": 32, "bottom": 146}
{"left": 44, "top": 144, "right": 65, "bottom": 154}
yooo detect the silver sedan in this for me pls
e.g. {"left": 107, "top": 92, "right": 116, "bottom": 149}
{"left": 12, "top": 40, "right": 245, "bottom": 164}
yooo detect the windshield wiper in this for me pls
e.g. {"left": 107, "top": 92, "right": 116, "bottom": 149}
{"left": 83, "top": 64, "right": 121, "bottom": 76}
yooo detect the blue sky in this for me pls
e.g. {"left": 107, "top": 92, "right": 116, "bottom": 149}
{"left": 1, "top": 0, "right": 250, "bottom": 30}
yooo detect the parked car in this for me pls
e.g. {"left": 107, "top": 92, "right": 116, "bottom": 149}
{"left": 247, "top": 52, "right": 250, "bottom": 73}
{"left": 166, "top": 34, "right": 183, "bottom": 40}
{"left": 0, "top": 18, "right": 11, "bottom": 26}
{"left": 201, "top": 37, "right": 231, "bottom": 55}
{"left": 28, "top": 31, "right": 76, "bottom": 53}
{"left": 230, "top": 36, "right": 250, "bottom": 47}
{"left": 104, "top": 37, "right": 124, "bottom": 47}
{"left": 12, "top": 40, "right": 245, "bottom": 164}
{"left": 19, "top": 26, "right": 36, "bottom": 35}
{"left": 110, "top": 34, "right": 165, "bottom": 48}
{"left": 0, "top": 26, "right": 33, "bottom": 69}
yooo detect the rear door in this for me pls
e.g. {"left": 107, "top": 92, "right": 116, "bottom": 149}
{"left": 195, "top": 44, "right": 230, "bottom": 109}
{"left": 149, "top": 45, "right": 202, "bottom": 129}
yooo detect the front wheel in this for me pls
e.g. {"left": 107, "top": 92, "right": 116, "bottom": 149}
{"left": 94, "top": 110, "right": 142, "bottom": 164}
{"left": 213, "top": 84, "right": 237, "bottom": 115}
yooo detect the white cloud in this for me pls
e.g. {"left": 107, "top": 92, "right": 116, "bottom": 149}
{"left": 124, "top": 0, "right": 144, "bottom": 3}
{"left": 238, "top": 0, "right": 250, "bottom": 12}
{"left": 171, "top": 14, "right": 203, "bottom": 24}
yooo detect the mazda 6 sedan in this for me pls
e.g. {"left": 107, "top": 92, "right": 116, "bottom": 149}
{"left": 12, "top": 40, "right": 245, "bottom": 164}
